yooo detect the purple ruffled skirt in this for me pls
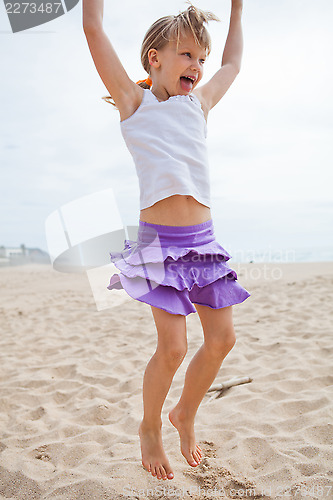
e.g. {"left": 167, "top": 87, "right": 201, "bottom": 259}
{"left": 107, "top": 219, "right": 250, "bottom": 316}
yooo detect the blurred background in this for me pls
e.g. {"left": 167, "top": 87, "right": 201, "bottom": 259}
{"left": 0, "top": 0, "right": 332, "bottom": 263}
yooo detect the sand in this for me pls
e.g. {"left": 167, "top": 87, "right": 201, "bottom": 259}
{"left": 0, "top": 261, "right": 332, "bottom": 499}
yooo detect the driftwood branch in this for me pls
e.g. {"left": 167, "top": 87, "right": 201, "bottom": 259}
{"left": 207, "top": 376, "right": 253, "bottom": 393}
{"left": 205, "top": 376, "right": 253, "bottom": 402}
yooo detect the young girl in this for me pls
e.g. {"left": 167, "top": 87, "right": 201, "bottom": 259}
{"left": 83, "top": 0, "right": 249, "bottom": 482}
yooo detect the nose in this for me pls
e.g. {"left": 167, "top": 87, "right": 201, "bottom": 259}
{"left": 190, "top": 59, "right": 202, "bottom": 74}
{"left": 190, "top": 62, "right": 202, "bottom": 80}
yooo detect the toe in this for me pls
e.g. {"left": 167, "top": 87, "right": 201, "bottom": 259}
{"left": 165, "top": 465, "right": 174, "bottom": 479}
{"left": 163, "top": 466, "right": 173, "bottom": 479}
{"left": 160, "top": 465, "right": 166, "bottom": 479}
{"left": 189, "top": 454, "right": 198, "bottom": 466}
{"left": 142, "top": 462, "right": 151, "bottom": 472}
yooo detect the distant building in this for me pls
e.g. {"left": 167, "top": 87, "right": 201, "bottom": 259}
{"left": 0, "top": 245, "right": 50, "bottom": 266}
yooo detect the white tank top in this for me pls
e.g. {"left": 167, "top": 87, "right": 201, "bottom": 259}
{"left": 120, "top": 89, "right": 211, "bottom": 210}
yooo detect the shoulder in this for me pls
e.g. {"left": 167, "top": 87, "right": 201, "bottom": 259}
{"left": 118, "top": 85, "right": 145, "bottom": 123}
{"left": 192, "top": 89, "right": 209, "bottom": 123}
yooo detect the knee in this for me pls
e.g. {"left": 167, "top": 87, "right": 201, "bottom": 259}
{"left": 157, "top": 343, "right": 187, "bottom": 367}
{"left": 205, "top": 327, "right": 236, "bottom": 356}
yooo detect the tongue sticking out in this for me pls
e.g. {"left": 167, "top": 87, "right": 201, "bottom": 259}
{"left": 180, "top": 77, "right": 193, "bottom": 92}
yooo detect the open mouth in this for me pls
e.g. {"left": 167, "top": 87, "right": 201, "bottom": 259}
{"left": 180, "top": 76, "right": 196, "bottom": 91}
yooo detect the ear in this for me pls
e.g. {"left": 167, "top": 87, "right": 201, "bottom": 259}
{"left": 148, "top": 48, "right": 161, "bottom": 69}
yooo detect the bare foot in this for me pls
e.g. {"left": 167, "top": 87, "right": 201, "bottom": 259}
{"left": 138, "top": 420, "right": 174, "bottom": 480}
{"left": 168, "top": 407, "right": 203, "bottom": 467}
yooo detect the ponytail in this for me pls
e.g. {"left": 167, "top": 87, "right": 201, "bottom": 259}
{"left": 101, "top": 77, "right": 152, "bottom": 108}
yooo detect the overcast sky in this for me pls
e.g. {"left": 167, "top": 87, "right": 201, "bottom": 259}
{"left": 0, "top": 0, "right": 332, "bottom": 259}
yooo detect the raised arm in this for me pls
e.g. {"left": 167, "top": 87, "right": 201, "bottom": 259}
{"left": 195, "top": 0, "right": 243, "bottom": 112}
{"left": 82, "top": 0, "right": 141, "bottom": 116}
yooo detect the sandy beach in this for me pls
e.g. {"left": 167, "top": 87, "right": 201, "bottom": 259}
{"left": 0, "top": 261, "right": 332, "bottom": 499}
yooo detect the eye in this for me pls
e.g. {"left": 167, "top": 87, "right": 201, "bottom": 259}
{"left": 200, "top": 59, "right": 206, "bottom": 64}
{"left": 183, "top": 52, "right": 191, "bottom": 57}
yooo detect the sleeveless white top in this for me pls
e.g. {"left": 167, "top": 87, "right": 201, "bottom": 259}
{"left": 120, "top": 89, "right": 211, "bottom": 210}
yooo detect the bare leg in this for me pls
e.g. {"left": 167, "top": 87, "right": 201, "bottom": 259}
{"left": 139, "top": 351, "right": 179, "bottom": 480}
{"left": 169, "top": 305, "right": 236, "bottom": 465}
{"left": 139, "top": 306, "right": 187, "bottom": 480}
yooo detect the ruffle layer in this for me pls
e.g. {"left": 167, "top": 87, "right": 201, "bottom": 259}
{"left": 109, "top": 236, "right": 232, "bottom": 265}
{"left": 107, "top": 236, "right": 250, "bottom": 315}
{"left": 114, "top": 255, "right": 236, "bottom": 293}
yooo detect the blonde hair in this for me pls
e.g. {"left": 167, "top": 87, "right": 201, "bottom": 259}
{"left": 102, "top": 1, "right": 220, "bottom": 108}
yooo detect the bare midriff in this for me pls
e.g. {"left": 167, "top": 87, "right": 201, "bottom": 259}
{"left": 139, "top": 195, "right": 212, "bottom": 226}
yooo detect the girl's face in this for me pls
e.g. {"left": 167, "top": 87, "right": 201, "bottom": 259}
{"left": 149, "top": 32, "right": 207, "bottom": 97}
